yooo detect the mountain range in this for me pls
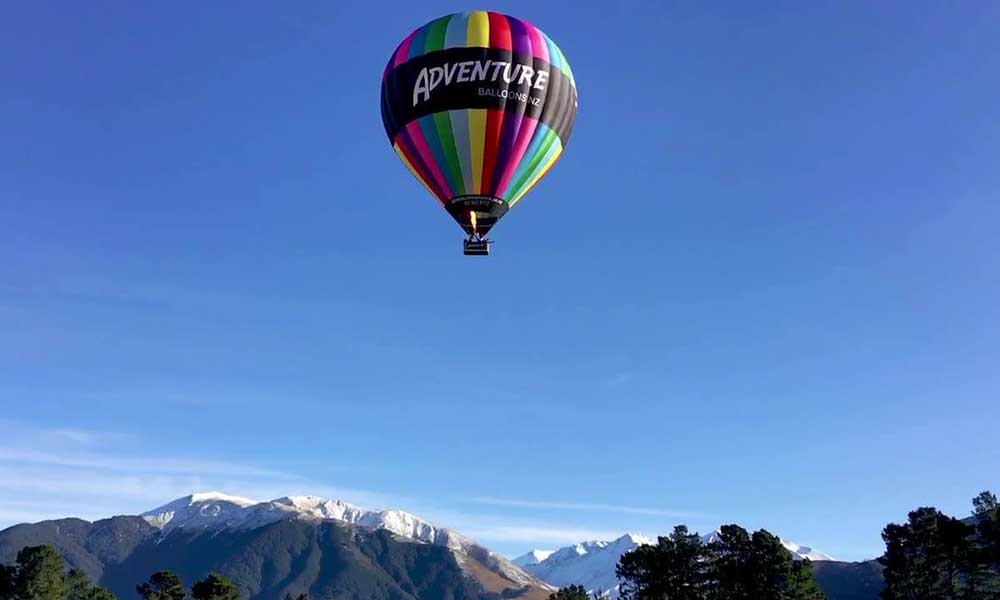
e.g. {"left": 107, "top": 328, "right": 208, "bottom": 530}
{"left": 0, "top": 491, "right": 882, "bottom": 600}
{"left": 513, "top": 532, "right": 837, "bottom": 598}
{"left": 0, "top": 492, "right": 549, "bottom": 600}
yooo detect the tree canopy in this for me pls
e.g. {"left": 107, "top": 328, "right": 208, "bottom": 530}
{"left": 879, "top": 491, "right": 1000, "bottom": 599}
{"left": 615, "top": 524, "right": 824, "bottom": 600}
{"left": 191, "top": 573, "right": 241, "bottom": 600}
{"left": 547, "top": 585, "right": 590, "bottom": 600}
{"left": 136, "top": 571, "right": 187, "bottom": 600}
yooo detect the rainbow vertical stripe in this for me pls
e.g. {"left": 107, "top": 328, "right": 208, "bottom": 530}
{"left": 381, "top": 11, "right": 578, "bottom": 227}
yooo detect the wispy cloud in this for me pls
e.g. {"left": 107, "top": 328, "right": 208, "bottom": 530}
{"left": 461, "top": 524, "right": 626, "bottom": 546}
{"left": 0, "top": 422, "right": 681, "bottom": 553}
{"left": 0, "top": 447, "right": 298, "bottom": 479}
{"left": 0, "top": 422, "right": 391, "bottom": 529}
{"left": 467, "top": 496, "right": 704, "bottom": 519}
{"left": 42, "top": 428, "right": 113, "bottom": 445}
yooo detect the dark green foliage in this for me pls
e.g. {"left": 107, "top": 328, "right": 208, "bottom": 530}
{"left": 67, "top": 569, "right": 117, "bottom": 600}
{"left": 191, "top": 574, "right": 240, "bottom": 600}
{"left": 136, "top": 572, "right": 186, "bottom": 600}
{"left": 704, "top": 525, "right": 825, "bottom": 600}
{"left": 1, "top": 564, "right": 17, "bottom": 599}
{"left": 616, "top": 524, "right": 826, "bottom": 600}
{"left": 547, "top": 585, "right": 589, "bottom": 600}
{"left": 282, "top": 594, "right": 307, "bottom": 600}
{"left": 616, "top": 526, "right": 711, "bottom": 600}
{"left": 790, "top": 560, "right": 826, "bottom": 600}
{"left": 15, "top": 545, "right": 67, "bottom": 600}
{"left": 66, "top": 569, "right": 92, "bottom": 600}
{"left": 974, "top": 491, "right": 1000, "bottom": 566}
{"left": 1, "top": 551, "right": 117, "bottom": 600}
{"left": 705, "top": 524, "right": 751, "bottom": 599}
{"left": 879, "top": 492, "right": 1000, "bottom": 600}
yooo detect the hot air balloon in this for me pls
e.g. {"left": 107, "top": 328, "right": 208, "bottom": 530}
{"left": 380, "top": 11, "right": 578, "bottom": 255}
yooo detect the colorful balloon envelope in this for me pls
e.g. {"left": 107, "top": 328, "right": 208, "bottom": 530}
{"left": 380, "top": 11, "right": 578, "bottom": 254}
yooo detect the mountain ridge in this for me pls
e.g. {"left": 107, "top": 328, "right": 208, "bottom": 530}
{"left": 515, "top": 530, "right": 836, "bottom": 598}
{"left": 0, "top": 492, "right": 552, "bottom": 600}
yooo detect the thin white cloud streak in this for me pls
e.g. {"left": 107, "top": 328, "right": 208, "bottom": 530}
{"left": 468, "top": 496, "right": 704, "bottom": 519}
{"left": 42, "top": 428, "right": 111, "bottom": 445}
{"left": 460, "top": 524, "right": 627, "bottom": 546}
{"left": 0, "top": 423, "right": 671, "bottom": 550}
{"left": 0, "top": 447, "right": 299, "bottom": 479}
{"left": 0, "top": 423, "right": 393, "bottom": 529}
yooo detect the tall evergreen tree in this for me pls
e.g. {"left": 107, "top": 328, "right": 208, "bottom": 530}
{"left": 137, "top": 571, "right": 187, "bottom": 600}
{"left": 705, "top": 525, "right": 752, "bottom": 600}
{"left": 547, "top": 585, "right": 589, "bottom": 600}
{"left": 974, "top": 491, "right": 1000, "bottom": 565}
{"left": 700, "top": 525, "right": 824, "bottom": 600}
{"left": 968, "top": 491, "right": 1000, "bottom": 599}
{"left": 879, "top": 506, "right": 977, "bottom": 599}
{"left": 14, "top": 546, "right": 66, "bottom": 600}
{"left": 65, "top": 569, "right": 117, "bottom": 600}
{"left": 788, "top": 559, "right": 825, "bottom": 600}
{"left": 1, "top": 564, "right": 17, "bottom": 600}
{"left": 616, "top": 525, "right": 710, "bottom": 600}
{"left": 747, "top": 529, "right": 796, "bottom": 598}
{"left": 66, "top": 569, "right": 92, "bottom": 600}
{"left": 191, "top": 574, "right": 240, "bottom": 600}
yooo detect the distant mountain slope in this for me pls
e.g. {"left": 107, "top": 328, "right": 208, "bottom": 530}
{"left": 0, "top": 492, "right": 551, "bottom": 600}
{"left": 515, "top": 534, "right": 653, "bottom": 595}
{"left": 516, "top": 531, "right": 846, "bottom": 599}
{"left": 812, "top": 560, "right": 884, "bottom": 600}
{"left": 511, "top": 550, "right": 554, "bottom": 568}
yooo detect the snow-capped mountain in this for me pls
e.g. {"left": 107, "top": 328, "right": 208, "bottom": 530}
{"left": 515, "top": 534, "right": 653, "bottom": 597}
{"left": 699, "top": 530, "right": 836, "bottom": 562}
{"left": 516, "top": 531, "right": 834, "bottom": 598}
{"left": 141, "top": 491, "right": 543, "bottom": 592}
{"left": 512, "top": 549, "right": 554, "bottom": 567}
{"left": 142, "top": 493, "right": 447, "bottom": 545}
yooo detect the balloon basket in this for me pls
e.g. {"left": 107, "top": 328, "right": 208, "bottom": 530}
{"left": 463, "top": 237, "right": 491, "bottom": 256}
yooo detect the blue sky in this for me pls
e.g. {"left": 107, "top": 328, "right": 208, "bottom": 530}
{"left": 2, "top": 1, "right": 998, "bottom": 562}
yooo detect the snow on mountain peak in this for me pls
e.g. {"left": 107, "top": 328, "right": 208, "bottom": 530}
{"left": 139, "top": 491, "right": 546, "bottom": 592}
{"left": 512, "top": 549, "right": 554, "bottom": 567}
{"left": 520, "top": 530, "right": 834, "bottom": 599}
{"left": 141, "top": 491, "right": 261, "bottom": 530}
{"left": 780, "top": 540, "right": 836, "bottom": 562}
{"left": 699, "top": 529, "right": 835, "bottom": 562}
{"left": 188, "top": 491, "right": 258, "bottom": 506}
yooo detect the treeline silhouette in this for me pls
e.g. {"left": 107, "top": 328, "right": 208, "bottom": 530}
{"left": 878, "top": 491, "right": 1000, "bottom": 599}
{"left": 0, "top": 547, "right": 320, "bottom": 600}
{"left": 3, "top": 490, "right": 998, "bottom": 600}
{"left": 543, "top": 490, "right": 1000, "bottom": 600}
{"left": 612, "top": 524, "right": 824, "bottom": 600}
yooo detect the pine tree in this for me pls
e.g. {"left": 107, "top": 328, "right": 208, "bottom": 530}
{"left": 14, "top": 546, "right": 66, "bottom": 600}
{"left": 191, "top": 574, "right": 240, "bottom": 600}
{"left": 1, "top": 564, "right": 17, "bottom": 600}
{"left": 705, "top": 524, "right": 752, "bottom": 600}
{"left": 547, "top": 585, "right": 589, "bottom": 600}
{"left": 616, "top": 525, "right": 710, "bottom": 600}
{"left": 974, "top": 491, "right": 1000, "bottom": 566}
{"left": 747, "top": 529, "right": 795, "bottom": 598}
{"left": 702, "top": 525, "right": 824, "bottom": 600}
{"left": 137, "top": 571, "right": 187, "bottom": 600}
{"left": 66, "top": 569, "right": 92, "bottom": 600}
{"left": 879, "top": 506, "right": 977, "bottom": 599}
{"left": 969, "top": 491, "right": 1000, "bottom": 599}
{"left": 789, "top": 560, "right": 825, "bottom": 600}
